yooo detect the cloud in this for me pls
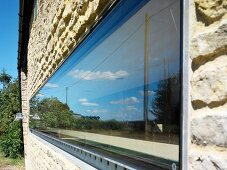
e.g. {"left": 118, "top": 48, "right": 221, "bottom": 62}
{"left": 139, "top": 90, "right": 156, "bottom": 96}
{"left": 45, "top": 83, "right": 58, "bottom": 88}
{"left": 37, "top": 93, "right": 44, "bottom": 97}
{"left": 68, "top": 69, "right": 128, "bottom": 80}
{"left": 78, "top": 98, "right": 98, "bottom": 106}
{"left": 78, "top": 98, "right": 88, "bottom": 103}
{"left": 126, "top": 106, "right": 138, "bottom": 111}
{"left": 110, "top": 97, "right": 139, "bottom": 105}
{"left": 82, "top": 103, "right": 98, "bottom": 106}
{"left": 86, "top": 109, "right": 107, "bottom": 114}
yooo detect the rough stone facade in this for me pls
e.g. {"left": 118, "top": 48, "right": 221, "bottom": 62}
{"left": 27, "top": 0, "right": 110, "bottom": 98}
{"left": 23, "top": 0, "right": 112, "bottom": 169}
{"left": 189, "top": 0, "right": 227, "bottom": 169}
{"left": 20, "top": 71, "right": 29, "bottom": 165}
{"left": 26, "top": 133, "right": 85, "bottom": 170}
{"left": 19, "top": 0, "right": 227, "bottom": 169}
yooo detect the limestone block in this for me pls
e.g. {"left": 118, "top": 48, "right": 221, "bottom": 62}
{"left": 56, "top": 19, "right": 66, "bottom": 38}
{"left": 93, "top": 0, "right": 100, "bottom": 11}
{"left": 77, "top": 0, "right": 89, "bottom": 15}
{"left": 190, "top": 156, "right": 216, "bottom": 170}
{"left": 26, "top": 134, "right": 82, "bottom": 170}
{"left": 68, "top": 13, "right": 79, "bottom": 30}
{"left": 56, "top": 1, "right": 65, "bottom": 18}
{"left": 65, "top": 36, "right": 75, "bottom": 50}
{"left": 26, "top": 0, "right": 111, "bottom": 98}
{"left": 191, "top": 55, "right": 227, "bottom": 105}
{"left": 62, "top": 3, "right": 73, "bottom": 19}
{"left": 191, "top": 112, "right": 227, "bottom": 147}
{"left": 209, "top": 155, "right": 227, "bottom": 170}
{"left": 52, "top": 16, "right": 59, "bottom": 28}
{"left": 191, "top": 16, "right": 227, "bottom": 60}
{"left": 47, "top": 40, "right": 54, "bottom": 53}
{"left": 195, "top": 0, "right": 227, "bottom": 21}
{"left": 59, "top": 31, "right": 68, "bottom": 42}
{"left": 190, "top": 153, "right": 227, "bottom": 170}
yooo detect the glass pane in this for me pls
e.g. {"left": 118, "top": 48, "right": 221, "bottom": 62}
{"left": 30, "top": 0, "right": 181, "bottom": 169}
{"left": 147, "top": 0, "right": 180, "bottom": 144}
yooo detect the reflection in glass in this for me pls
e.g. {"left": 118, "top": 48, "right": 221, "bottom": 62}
{"left": 30, "top": 0, "right": 181, "bottom": 168}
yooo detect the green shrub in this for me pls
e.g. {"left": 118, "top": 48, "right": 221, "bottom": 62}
{"left": 0, "top": 73, "right": 23, "bottom": 159}
{"left": 0, "top": 121, "right": 23, "bottom": 159}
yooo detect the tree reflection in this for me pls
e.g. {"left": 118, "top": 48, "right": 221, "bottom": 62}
{"left": 30, "top": 97, "right": 124, "bottom": 131}
{"left": 30, "top": 97, "right": 74, "bottom": 129}
{"left": 151, "top": 74, "right": 180, "bottom": 133}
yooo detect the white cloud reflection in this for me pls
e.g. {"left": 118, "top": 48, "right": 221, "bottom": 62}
{"left": 68, "top": 69, "right": 128, "bottom": 80}
{"left": 45, "top": 83, "right": 59, "bottom": 88}
{"left": 126, "top": 106, "right": 138, "bottom": 111}
{"left": 139, "top": 90, "right": 156, "bottom": 96}
{"left": 110, "top": 97, "right": 139, "bottom": 105}
{"left": 86, "top": 109, "right": 108, "bottom": 114}
{"left": 37, "top": 93, "right": 44, "bottom": 97}
{"left": 78, "top": 98, "right": 98, "bottom": 106}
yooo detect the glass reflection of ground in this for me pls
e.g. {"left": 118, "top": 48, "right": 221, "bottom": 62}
{"left": 40, "top": 130, "right": 178, "bottom": 169}
{"left": 33, "top": 120, "right": 179, "bottom": 144}
{"left": 40, "top": 128, "right": 179, "bottom": 144}
{"left": 65, "top": 129, "right": 179, "bottom": 145}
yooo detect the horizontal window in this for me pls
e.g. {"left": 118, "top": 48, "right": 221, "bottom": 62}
{"left": 30, "top": 0, "right": 181, "bottom": 169}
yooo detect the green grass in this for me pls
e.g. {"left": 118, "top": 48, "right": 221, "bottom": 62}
{"left": 0, "top": 151, "right": 25, "bottom": 170}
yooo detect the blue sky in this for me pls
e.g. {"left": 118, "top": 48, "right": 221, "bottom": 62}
{"left": 0, "top": 1, "right": 19, "bottom": 79}
{"left": 36, "top": 0, "right": 180, "bottom": 121}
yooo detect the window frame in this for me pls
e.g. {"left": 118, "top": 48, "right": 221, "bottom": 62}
{"left": 30, "top": 0, "right": 184, "bottom": 169}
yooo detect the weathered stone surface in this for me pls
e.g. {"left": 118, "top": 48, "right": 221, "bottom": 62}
{"left": 190, "top": 153, "right": 227, "bottom": 170}
{"left": 191, "top": 16, "right": 227, "bottom": 62}
{"left": 27, "top": 133, "right": 81, "bottom": 170}
{"left": 191, "top": 55, "right": 227, "bottom": 106}
{"left": 23, "top": 1, "right": 114, "bottom": 168}
{"left": 191, "top": 112, "right": 227, "bottom": 147}
{"left": 209, "top": 155, "right": 227, "bottom": 170}
{"left": 195, "top": 0, "right": 227, "bottom": 23}
{"left": 27, "top": 0, "right": 111, "bottom": 98}
{"left": 21, "top": 0, "right": 227, "bottom": 169}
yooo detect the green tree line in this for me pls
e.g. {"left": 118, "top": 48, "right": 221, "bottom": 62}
{"left": 30, "top": 97, "right": 125, "bottom": 131}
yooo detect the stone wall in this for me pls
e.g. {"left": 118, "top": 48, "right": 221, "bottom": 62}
{"left": 26, "top": 133, "right": 96, "bottom": 170}
{"left": 27, "top": 0, "right": 111, "bottom": 98}
{"left": 189, "top": 0, "right": 227, "bottom": 169}
{"left": 23, "top": 0, "right": 111, "bottom": 169}
{"left": 20, "top": 71, "right": 29, "bottom": 167}
{"left": 26, "top": 134, "right": 79, "bottom": 170}
{"left": 21, "top": 0, "right": 227, "bottom": 169}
